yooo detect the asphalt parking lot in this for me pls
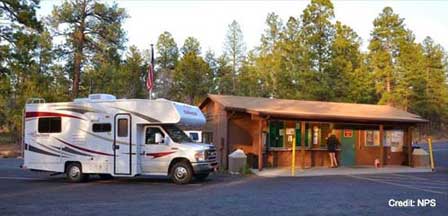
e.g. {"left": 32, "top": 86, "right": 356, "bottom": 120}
{"left": 0, "top": 143, "right": 446, "bottom": 216}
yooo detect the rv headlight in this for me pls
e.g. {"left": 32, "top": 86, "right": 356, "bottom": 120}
{"left": 194, "top": 151, "right": 205, "bottom": 161}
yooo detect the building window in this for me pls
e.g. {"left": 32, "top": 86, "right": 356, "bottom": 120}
{"left": 365, "top": 130, "right": 380, "bottom": 146}
{"left": 202, "top": 132, "right": 213, "bottom": 144}
{"left": 189, "top": 132, "right": 199, "bottom": 142}
{"left": 92, "top": 123, "right": 111, "bottom": 133}
{"left": 117, "top": 119, "right": 128, "bottom": 137}
{"left": 38, "top": 117, "right": 61, "bottom": 133}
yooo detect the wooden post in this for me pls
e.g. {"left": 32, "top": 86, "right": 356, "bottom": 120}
{"left": 301, "top": 121, "right": 306, "bottom": 169}
{"left": 379, "top": 124, "right": 384, "bottom": 167}
{"left": 291, "top": 135, "right": 296, "bottom": 176}
{"left": 258, "top": 119, "right": 263, "bottom": 171}
{"left": 428, "top": 136, "right": 435, "bottom": 171}
{"left": 407, "top": 127, "right": 413, "bottom": 167}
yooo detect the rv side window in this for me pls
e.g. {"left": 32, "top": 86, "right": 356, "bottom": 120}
{"left": 38, "top": 117, "right": 61, "bottom": 133}
{"left": 117, "top": 119, "right": 128, "bottom": 137}
{"left": 92, "top": 123, "right": 111, "bottom": 133}
{"left": 145, "top": 127, "right": 165, "bottom": 144}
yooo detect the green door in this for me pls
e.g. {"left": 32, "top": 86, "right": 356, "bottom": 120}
{"left": 269, "top": 121, "right": 283, "bottom": 147}
{"left": 340, "top": 129, "right": 356, "bottom": 166}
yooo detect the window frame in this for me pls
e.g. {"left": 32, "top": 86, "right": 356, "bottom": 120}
{"left": 365, "top": 130, "right": 380, "bottom": 147}
{"left": 92, "top": 123, "right": 112, "bottom": 133}
{"left": 144, "top": 126, "right": 166, "bottom": 145}
{"left": 117, "top": 118, "right": 129, "bottom": 137}
{"left": 37, "top": 117, "right": 62, "bottom": 134}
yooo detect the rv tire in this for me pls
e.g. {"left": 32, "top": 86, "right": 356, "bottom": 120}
{"left": 170, "top": 161, "right": 193, "bottom": 184}
{"left": 66, "top": 163, "right": 88, "bottom": 183}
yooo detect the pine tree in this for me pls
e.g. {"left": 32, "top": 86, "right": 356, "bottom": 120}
{"left": 255, "top": 12, "right": 283, "bottom": 98}
{"left": 368, "top": 7, "right": 408, "bottom": 106}
{"left": 417, "top": 37, "right": 448, "bottom": 129}
{"left": 50, "top": 0, "right": 127, "bottom": 98}
{"left": 155, "top": 31, "right": 179, "bottom": 98}
{"left": 172, "top": 38, "right": 211, "bottom": 104}
{"left": 224, "top": 20, "right": 246, "bottom": 93}
{"left": 329, "top": 21, "right": 364, "bottom": 102}
{"left": 300, "top": 0, "right": 336, "bottom": 100}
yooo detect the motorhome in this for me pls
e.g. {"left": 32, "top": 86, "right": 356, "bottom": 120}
{"left": 22, "top": 94, "right": 217, "bottom": 184}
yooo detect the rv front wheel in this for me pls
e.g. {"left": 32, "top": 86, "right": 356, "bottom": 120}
{"left": 170, "top": 161, "right": 193, "bottom": 184}
{"left": 66, "top": 163, "right": 88, "bottom": 183}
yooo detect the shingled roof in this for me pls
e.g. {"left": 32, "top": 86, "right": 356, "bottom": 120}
{"left": 199, "top": 94, "right": 427, "bottom": 124}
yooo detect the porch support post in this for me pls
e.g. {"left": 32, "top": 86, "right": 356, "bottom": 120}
{"left": 379, "top": 124, "right": 384, "bottom": 167}
{"left": 301, "top": 121, "right": 306, "bottom": 169}
{"left": 407, "top": 126, "right": 413, "bottom": 167}
{"left": 258, "top": 119, "right": 263, "bottom": 171}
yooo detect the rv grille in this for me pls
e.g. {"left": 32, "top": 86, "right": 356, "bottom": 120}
{"left": 205, "top": 149, "right": 217, "bottom": 161}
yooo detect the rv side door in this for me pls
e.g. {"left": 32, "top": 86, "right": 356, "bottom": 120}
{"left": 114, "top": 114, "right": 132, "bottom": 175}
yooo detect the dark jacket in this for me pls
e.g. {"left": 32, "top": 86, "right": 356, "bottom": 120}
{"left": 327, "top": 135, "right": 339, "bottom": 152}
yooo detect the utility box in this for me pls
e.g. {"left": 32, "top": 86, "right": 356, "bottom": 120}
{"left": 228, "top": 149, "right": 247, "bottom": 174}
{"left": 412, "top": 148, "right": 430, "bottom": 167}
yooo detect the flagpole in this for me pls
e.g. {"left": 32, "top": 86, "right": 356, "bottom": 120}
{"left": 149, "top": 44, "right": 154, "bottom": 100}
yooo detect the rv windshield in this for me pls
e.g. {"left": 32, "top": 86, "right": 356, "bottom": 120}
{"left": 162, "top": 125, "right": 193, "bottom": 143}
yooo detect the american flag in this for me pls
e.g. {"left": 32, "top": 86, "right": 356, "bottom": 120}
{"left": 146, "top": 45, "right": 155, "bottom": 91}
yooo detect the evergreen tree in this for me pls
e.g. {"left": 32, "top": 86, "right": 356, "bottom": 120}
{"left": 180, "top": 36, "right": 201, "bottom": 55}
{"left": 224, "top": 20, "right": 246, "bottom": 93}
{"left": 172, "top": 38, "right": 211, "bottom": 104}
{"left": 417, "top": 37, "right": 448, "bottom": 129}
{"left": 329, "top": 21, "right": 364, "bottom": 102}
{"left": 300, "top": 0, "right": 336, "bottom": 100}
{"left": 368, "top": 6, "right": 409, "bottom": 106}
{"left": 155, "top": 31, "right": 179, "bottom": 98}
{"left": 255, "top": 12, "right": 283, "bottom": 98}
{"left": 50, "top": 0, "right": 127, "bottom": 98}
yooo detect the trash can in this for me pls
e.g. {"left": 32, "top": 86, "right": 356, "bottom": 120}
{"left": 228, "top": 149, "right": 247, "bottom": 174}
{"left": 412, "top": 148, "right": 430, "bottom": 167}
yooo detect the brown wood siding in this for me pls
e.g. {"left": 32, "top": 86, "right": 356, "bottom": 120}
{"left": 201, "top": 100, "right": 228, "bottom": 169}
{"left": 355, "top": 130, "right": 408, "bottom": 166}
{"left": 228, "top": 113, "right": 258, "bottom": 155}
{"left": 266, "top": 150, "right": 338, "bottom": 168}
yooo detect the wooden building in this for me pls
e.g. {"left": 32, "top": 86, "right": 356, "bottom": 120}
{"left": 199, "top": 94, "right": 427, "bottom": 170}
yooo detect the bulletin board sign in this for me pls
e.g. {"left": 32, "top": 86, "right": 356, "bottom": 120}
{"left": 286, "top": 128, "right": 295, "bottom": 135}
{"left": 344, "top": 129, "right": 353, "bottom": 138}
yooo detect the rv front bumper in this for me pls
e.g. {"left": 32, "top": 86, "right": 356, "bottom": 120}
{"left": 192, "top": 161, "right": 218, "bottom": 174}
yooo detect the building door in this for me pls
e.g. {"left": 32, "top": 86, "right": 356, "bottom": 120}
{"left": 114, "top": 114, "right": 132, "bottom": 175}
{"left": 269, "top": 121, "right": 284, "bottom": 147}
{"left": 340, "top": 129, "right": 356, "bottom": 166}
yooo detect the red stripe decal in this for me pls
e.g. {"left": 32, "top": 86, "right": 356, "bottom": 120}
{"left": 56, "top": 138, "right": 113, "bottom": 156}
{"left": 26, "top": 112, "right": 83, "bottom": 120}
{"left": 146, "top": 151, "right": 176, "bottom": 159}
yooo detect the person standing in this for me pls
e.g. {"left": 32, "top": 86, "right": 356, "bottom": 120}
{"left": 326, "top": 130, "right": 340, "bottom": 168}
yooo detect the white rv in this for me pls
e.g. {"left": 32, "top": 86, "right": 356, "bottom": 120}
{"left": 22, "top": 94, "right": 217, "bottom": 184}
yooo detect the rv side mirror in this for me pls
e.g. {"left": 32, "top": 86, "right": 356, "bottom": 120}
{"left": 155, "top": 133, "right": 164, "bottom": 144}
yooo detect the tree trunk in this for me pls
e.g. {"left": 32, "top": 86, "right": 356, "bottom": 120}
{"left": 71, "top": 0, "right": 87, "bottom": 99}
{"left": 72, "top": 49, "right": 82, "bottom": 98}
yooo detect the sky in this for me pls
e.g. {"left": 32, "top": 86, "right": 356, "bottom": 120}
{"left": 37, "top": 0, "right": 448, "bottom": 55}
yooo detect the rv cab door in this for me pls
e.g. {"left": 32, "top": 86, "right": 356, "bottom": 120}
{"left": 114, "top": 114, "right": 132, "bottom": 175}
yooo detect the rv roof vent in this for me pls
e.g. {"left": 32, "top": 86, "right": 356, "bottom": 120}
{"left": 73, "top": 98, "right": 89, "bottom": 103}
{"left": 88, "top": 94, "right": 117, "bottom": 101}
